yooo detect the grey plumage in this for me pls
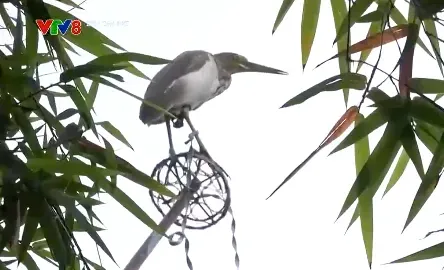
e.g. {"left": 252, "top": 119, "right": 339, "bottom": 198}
{"left": 139, "top": 50, "right": 287, "bottom": 126}
{"left": 139, "top": 50, "right": 213, "bottom": 125}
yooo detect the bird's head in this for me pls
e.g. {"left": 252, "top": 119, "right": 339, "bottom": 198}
{"left": 214, "top": 52, "right": 287, "bottom": 75}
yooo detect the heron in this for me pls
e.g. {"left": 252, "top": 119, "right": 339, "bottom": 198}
{"left": 139, "top": 50, "right": 287, "bottom": 158}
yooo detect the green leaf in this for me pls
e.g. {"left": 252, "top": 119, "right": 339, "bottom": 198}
{"left": 357, "top": 10, "right": 383, "bottom": 23}
{"left": 49, "top": 190, "right": 103, "bottom": 206}
{"left": 389, "top": 6, "right": 433, "bottom": 58}
{"left": 0, "top": 185, "right": 20, "bottom": 252}
{"left": 345, "top": 206, "right": 359, "bottom": 232}
{"left": 32, "top": 222, "right": 104, "bottom": 242}
{"left": 281, "top": 73, "right": 366, "bottom": 107}
{"left": 423, "top": 19, "right": 443, "bottom": 76}
{"left": 97, "top": 121, "right": 133, "bottom": 150}
{"left": 414, "top": 120, "right": 443, "bottom": 153}
{"left": 58, "top": 84, "right": 96, "bottom": 135}
{"left": 356, "top": 6, "right": 385, "bottom": 72}
{"left": 88, "top": 52, "right": 170, "bottom": 66}
{"left": 25, "top": 11, "right": 39, "bottom": 76}
{"left": 330, "top": 108, "right": 387, "bottom": 154}
{"left": 415, "top": 0, "right": 444, "bottom": 19}
{"left": 0, "top": 4, "right": 15, "bottom": 35}
{"left": 45, "top": 4, "right": 149, "bottom": 79}
{"left": 89, "top": 174, "right": 164, "bottom": 234}
{"left": 42, "top": 176, "right": 95, "bottom": 193}
{"left": 59, "top": 63, "right": 128, "bottom": 83}
{"left": 101, "top": 72, "right": 124, "bottom": 82}
{"left": 409, "top": 97, "right": 444, "bottom": 129}
{"left": 334, "top": 0, "right": 373, "bottom": 43}
{"left": 56, "top": 108, "right": 78, "bottom": 120}
{"left": 72, "top": 139, "right": 174, "bottom": 197}
{"left": 86, "top": 80, "right": 99, "bottom": 111}
{"left": 27, "top": 158, "right": 118, "bottom": 177}
{"left": 57, "top": 0, "right": 84, "bottom": 9}
{"left": 46, "top": 92, "right": 57, "bottom": 115}
{"left": 11, "top": 107, "right": 43, "bottom": 157}
{"left": 383, "top": 149, "right": 410, "bottom": 196}
{"left": 400, "top": 124, "right": 425, "bottom": 178}
{"left": 330, "top": 0, "right": 350, "bottom": 104}
{"left": 272, "top": 0, "right": 295, "bottom": 34}
{"left": 18, "top": 198, "right": 43, "bottom": 263}
{"left": 408, "top": 78, "right": 444, "bottom": 94}
{"left": 337, "top": 119, "right": 404, "bottom": 219}
{"left": 101, "top": 137, "right": 118, "bottom": 185}
{"left": 390, "top": 241, "right": 444, "bottom": 264}
{"left": 39, "top": 204, "right": 67, "bottom": 268}
{"left": 403, "top": 133, "right": 444, "bottom": 230}
{"left": 45, "top": 4, "right": 123, "bottom": 51}
{"left": 53, "top": 194, "right": 115, "bottom": 262}
{"left": 21, "top": 252, "right": 39, "bottom": 270}
{"left": 301, "top": 0, "right": 321, "bottom": 68}
{"left": 353, "top": 113, "right": 373, "bottom": 267}
{"left": 354, "top": 113, "right": 370, "bottom": 172}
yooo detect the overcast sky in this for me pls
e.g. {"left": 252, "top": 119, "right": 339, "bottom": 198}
{"left": 9, "top": 0, "right": 444, "bottom": 269}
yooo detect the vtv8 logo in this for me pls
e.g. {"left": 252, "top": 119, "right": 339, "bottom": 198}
{"left": 35, "top": 19, "right": 82, "bottom": 35}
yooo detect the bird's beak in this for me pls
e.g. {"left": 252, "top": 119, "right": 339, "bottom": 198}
{"left": 238, "top": 61, "right": 288, "bottom": 75}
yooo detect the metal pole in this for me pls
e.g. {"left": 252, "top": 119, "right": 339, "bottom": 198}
{"left": 124, "top": 189, "right": 193, "bottom": 270}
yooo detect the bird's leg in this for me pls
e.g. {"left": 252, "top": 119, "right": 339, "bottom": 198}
{"left": 165, "top": 116, "right": 176, "bottom": 158}
{"left": 182, "top": 108, "right": 210, "bottom": 158}
{"left": 165, "top": 116, "right": 183, "bottom": 186}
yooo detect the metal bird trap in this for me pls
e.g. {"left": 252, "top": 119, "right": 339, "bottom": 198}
{"left": 125, "top": 127, "right": 239, "bottom": 270}
{"left": 149, "top": 150, "right": 230, "bottom": 229}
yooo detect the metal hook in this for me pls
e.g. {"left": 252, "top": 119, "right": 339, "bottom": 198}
{"left": 168, "top": 231, "right": 185, "bottom": 246}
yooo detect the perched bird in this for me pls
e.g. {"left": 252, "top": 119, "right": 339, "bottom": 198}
{"left": 139, "top": 50, "right": 287, "bottom": 157}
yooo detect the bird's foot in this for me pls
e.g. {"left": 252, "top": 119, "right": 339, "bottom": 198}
{"left": 169, "top": 147, "right": 178, "bottom": 159}
{"left": 173, "top": 118, "right": 184, "bottom": 128}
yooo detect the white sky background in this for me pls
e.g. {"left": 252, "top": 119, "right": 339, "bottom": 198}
{"left": 7, "top": 0, "right": 444, "bottom": 269}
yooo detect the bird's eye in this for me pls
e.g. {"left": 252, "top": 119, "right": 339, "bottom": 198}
{"left": 235, "top": 55, "right": 247, "bottom": 62}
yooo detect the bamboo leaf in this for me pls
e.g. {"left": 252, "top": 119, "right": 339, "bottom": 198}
{"left": 383, "top": 149, "right": 410, "bottom": 196}
{"left": 400, "top": 124, "right": 425, "bottom": 178}
{"left": 337, "top": 119, "right": 404, "bottom": 219}
{"left": 53, "top": 194, "right": 115, "bottom": 262}
{"left": 423, "top": 19, "right": 443, "bottom": 75}
{"left": 89, "top": 173, "right": 164, "bottom": 234}
{"left": 73, "top": 138, "right": 174, "bottom": 197}
{"left": 45, "top": 4, "right": 149, "bottom": 79}
{"left": 97, "top": 121, "right": 133, "bottom": 150}
{"left": 281, "top": 73, "right": 366, "bottom": 108}
{"left": 58, "top": 84, "right": 96, "bottom": 135}
{"left": 409, "top": 97, "right": 444, "bottom": 129}
{"left": 56, "top": 108, "right": 78, "bottom": 120}
{"left": 390, "top": 242, "right": 444, "bottom": 264}
{"left": 354, "top": 113, "right": 373, "bottom": 267}
{"left": 88, "top": 52, "right": 170, "bottom": 66}
{"left": 334, "top": 0, "right": 374, "bottom": 43}
{"left": 59, "top": 63, "right": 128, "bottom": 83}
{"left": 330, "top": 108, "right": 387, "bottom": 154}
{"left": 18, "top": 198, "right": 42, "bottom": 263}
{"left": 330, "top": 0, "right": 350, "bottom": 104}
{"left": 301, "top": 0, "right": 321, "bottom": 68}
{"left": 403, "top": 133, "right": 444, "bottom": 230}
{"left": 267, "top": 107, "right": 358, "bottom": 198}
{"left": 39, "top": 204, "right": 67, "bottom": 268}
{"left": 27, "top": 158, "right": 117, "bottom": 177}
{"left": 272, "top": 0, "right": 295, "bottom": 34}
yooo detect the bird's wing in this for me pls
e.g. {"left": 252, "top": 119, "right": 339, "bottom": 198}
{"left": 139, "top": 50, "right": 211, "bottom": 124}
{"left": 143, "top": 50, "right": 211, "bottom": 100}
